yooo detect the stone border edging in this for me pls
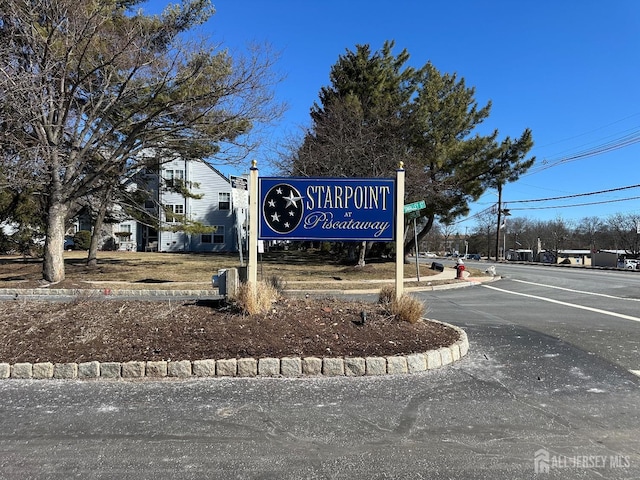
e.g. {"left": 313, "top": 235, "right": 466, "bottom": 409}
{"left": 0, "top": 288, "right": 216, "bottom": 297}
{"left": 0, "top": 320, "right": 468, "bottom": 381}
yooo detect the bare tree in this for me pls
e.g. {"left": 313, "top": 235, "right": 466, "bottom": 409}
{"left": 575, "top": 216, "right": 605, "bottom": 252}
{"left": 607, "top": 213, "right": 640, "bottom": 256}
{"left": 0, "top": 0, "right": 283, "bottom": 281}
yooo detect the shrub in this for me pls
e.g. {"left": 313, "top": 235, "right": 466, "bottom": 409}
{"left": 233, "top": 281, "right": 278, "bottom": 315}
{"left": 391, "top": 294, "right": 425, "bottom": 324}
{"left": 266, "top": 274, "right": 287, "bottom": 294}
{"left": 378, "top": 286, "right": 425, "bottom": 324}
{"left": 378, "top": 284, "right": 395, "bottom": 306}
{"left": 73, "top": 230, "right": 91, "bottom": 250}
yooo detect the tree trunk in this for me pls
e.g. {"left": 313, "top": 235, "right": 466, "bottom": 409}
{"left": 357, "top": 241, "right": 367, "bottom": 267}
{"left": 87, "top": 196, "right": 109, "bottom": 268}
{"left": 347, "top": 243, "right": 357, "bottom": 263}
{"left": 42, "top": 202, "right": 68, "bottom": 283}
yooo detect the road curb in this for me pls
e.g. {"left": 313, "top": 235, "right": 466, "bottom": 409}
{"left": 0, "top": 274, "right": 500, "bottom": 299}
{"left": 0, "top": 320, "right": 469, "bottom": 381}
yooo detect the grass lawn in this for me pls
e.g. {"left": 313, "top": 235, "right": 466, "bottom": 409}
{"left": 0, "top": 249, "right": 479, "bottom": 290}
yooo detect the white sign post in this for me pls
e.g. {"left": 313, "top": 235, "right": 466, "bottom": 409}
{"left": 248, "top": 162, "right": 259, "bottom": 289}
{"left": 395, "top": 164, "right": 405, "bottom": 300}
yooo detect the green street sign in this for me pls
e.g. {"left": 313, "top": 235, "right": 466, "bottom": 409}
{"left": 403, "top": 200, "right": 426, "bottom": 214}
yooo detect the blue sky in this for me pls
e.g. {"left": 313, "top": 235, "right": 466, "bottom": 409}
{"left": 145, "top": 0, "right": 640, "bottom": 230}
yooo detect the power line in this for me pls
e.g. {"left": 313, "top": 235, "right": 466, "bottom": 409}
{"left": 459, "top": 184, "right": 640, "bottom": 224}
{"left": 450, "top": 204, "right": 494, "bottom": 225}
{"left": 508, "top": 184, "right": 640, "bottom": 204}
{"left": 533, "top": 112, "right": 640, "bottom": 150}
{"left": 509, "top": 195, "right": 640, "bottom": 211}
{"left": 526, "top": 129, "right": 640, "bottom": 176}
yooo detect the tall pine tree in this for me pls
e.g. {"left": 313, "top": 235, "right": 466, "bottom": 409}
{"left": 289, "top": 42, "right": 534, "bottom": 259}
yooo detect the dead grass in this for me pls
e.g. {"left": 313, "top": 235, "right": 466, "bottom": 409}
{"left": 376, "top": 285, "right": 426, "bottom": 324}
{"left": 390, "top": 294, "right": 425, "bottom": 324}
{"left": 0, "top": 249, "right": 460, "bottom": 290}
{"left": 233, "top": 281, "right": 278, "bottom": 315}
{"left": 378, "top": 284, "right": 395, "bottom": 306}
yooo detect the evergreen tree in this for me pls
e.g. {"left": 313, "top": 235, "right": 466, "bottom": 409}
{"left": 288, "top": 42, "right": 535, "bottom": 260}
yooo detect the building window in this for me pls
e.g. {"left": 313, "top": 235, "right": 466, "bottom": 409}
{"left": 202, "top": 226, "right": 225, "bottom": 244}
{"left": 213, "top": 226, "right": 225, "bottom": 244}
{"left": 166, "top": 204, "right": 184, "bottom": 223}
{"left": 164, "top": 169, "right": 184, "bottom": 187}
{"left": 218, "top": 192, "right": 230, "bottom": 210}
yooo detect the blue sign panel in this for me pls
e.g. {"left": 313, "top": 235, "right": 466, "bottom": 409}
{"left": 258, "top": 177, "right": 396, "bottom": 241}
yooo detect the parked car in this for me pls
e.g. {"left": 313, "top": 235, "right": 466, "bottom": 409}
{"left": 623, "top": 259, "right": 639, "bottom": 270}
{"left": 466, "top": 253, "right": 481, "bottom": 260}
{"left": 420, "top": 252, "right": 437, "bottom": 258}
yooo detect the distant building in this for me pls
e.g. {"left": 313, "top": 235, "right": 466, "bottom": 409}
{"left": 505, "top": 249, "right": 534, "bottom": 262}
{"left": 136, "top": 157, "right": 242, "bottom": 253}
{"left": 537, "top": 249, "right": 592, "bottom": 265}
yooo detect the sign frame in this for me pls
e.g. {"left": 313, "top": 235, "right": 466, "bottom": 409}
{"left": 258, "top": 177, "right": 396, "bottom": 242}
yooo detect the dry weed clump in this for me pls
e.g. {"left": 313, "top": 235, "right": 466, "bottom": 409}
{"left": 378, "top": 284, "right": 395, "bottom": 306}
{"left": 391, "top": 294, "right": 425, "bottom": 324}
{"left": 377, "top": 286, "right": 425, "bottom": 324}
{"left": 233, "top": 281, "right": 278, "bottom": 315}
{"left": 265, "top": 274, "right": 287, "bottom": 294}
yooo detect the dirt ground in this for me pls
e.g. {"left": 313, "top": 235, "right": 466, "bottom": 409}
{"left": 0, "top": 296, "right": 459, "bottom": 364}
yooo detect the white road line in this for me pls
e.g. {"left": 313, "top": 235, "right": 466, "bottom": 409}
{"left": 482, "top": 284, "right": 640, "bottom": 323}
{"left": 630, "top": 370, "right": 640, "bottom": 377}
{"left": 511, "top": 279, "right": 640, "bottom": 302}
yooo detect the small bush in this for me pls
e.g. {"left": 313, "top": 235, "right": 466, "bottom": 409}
{"left": 378, "top": 284, "right": 395, "bottom": 306}
{"left": 266, "top": 274, "right": 287, "bottom": 294}
{"left": 378, "top": 286, "right": 425, "bottom": 324}
{"left": 391, "top": 294, "right": 425, "bottom": 324}
{"left": 73, "top": 230, "right": 91, "bottom": 250}
{"left": 233, "top": 281, "right": 278, "bottom": 315}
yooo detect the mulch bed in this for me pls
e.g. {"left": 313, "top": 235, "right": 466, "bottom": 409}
{"left": 0, "top": 297, "right": 459, "bottom": 364}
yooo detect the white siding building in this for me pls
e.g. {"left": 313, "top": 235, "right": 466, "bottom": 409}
{"left": 137, "top": 158, "right": 241, "bottom": 253}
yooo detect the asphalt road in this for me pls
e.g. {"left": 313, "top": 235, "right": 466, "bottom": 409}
{"left": 0, "top": 263, "right": 639, "bottom": 479}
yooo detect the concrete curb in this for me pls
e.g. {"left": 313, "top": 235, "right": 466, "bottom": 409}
{"left": 0, "top": 288, "right": 217, "bottom": 298}
{"left": 0, "top": 273, "right": 500, "bottom": 299}
{"left": 0, "top": 320, "right": 469, "bottom": 381}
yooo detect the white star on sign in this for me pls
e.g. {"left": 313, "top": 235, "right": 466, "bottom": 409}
{"left": 276, "top": 187, "right": 283, "bottom": 195}
{"left": 268, "top": 199, "right": 276, "bottom": 207}
{"left": 271, "top": 212, "right": 280, "bottom": 222}
{"left": 283, "top": 190, "right": 302, "bottom": 208}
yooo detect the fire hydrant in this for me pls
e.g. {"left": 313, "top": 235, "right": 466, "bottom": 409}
{"left": 455, "top": 263, "right": 465, "bottom": 279}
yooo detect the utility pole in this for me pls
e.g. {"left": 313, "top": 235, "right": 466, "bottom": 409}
{"left": 464, "top": 226, "right": 469, "bottom": 259}
{"left": 495, "top": 184, "right": 503, "bottom": 261}
{"left": 494, "top": 183, "right": 510, "bottom": 261}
